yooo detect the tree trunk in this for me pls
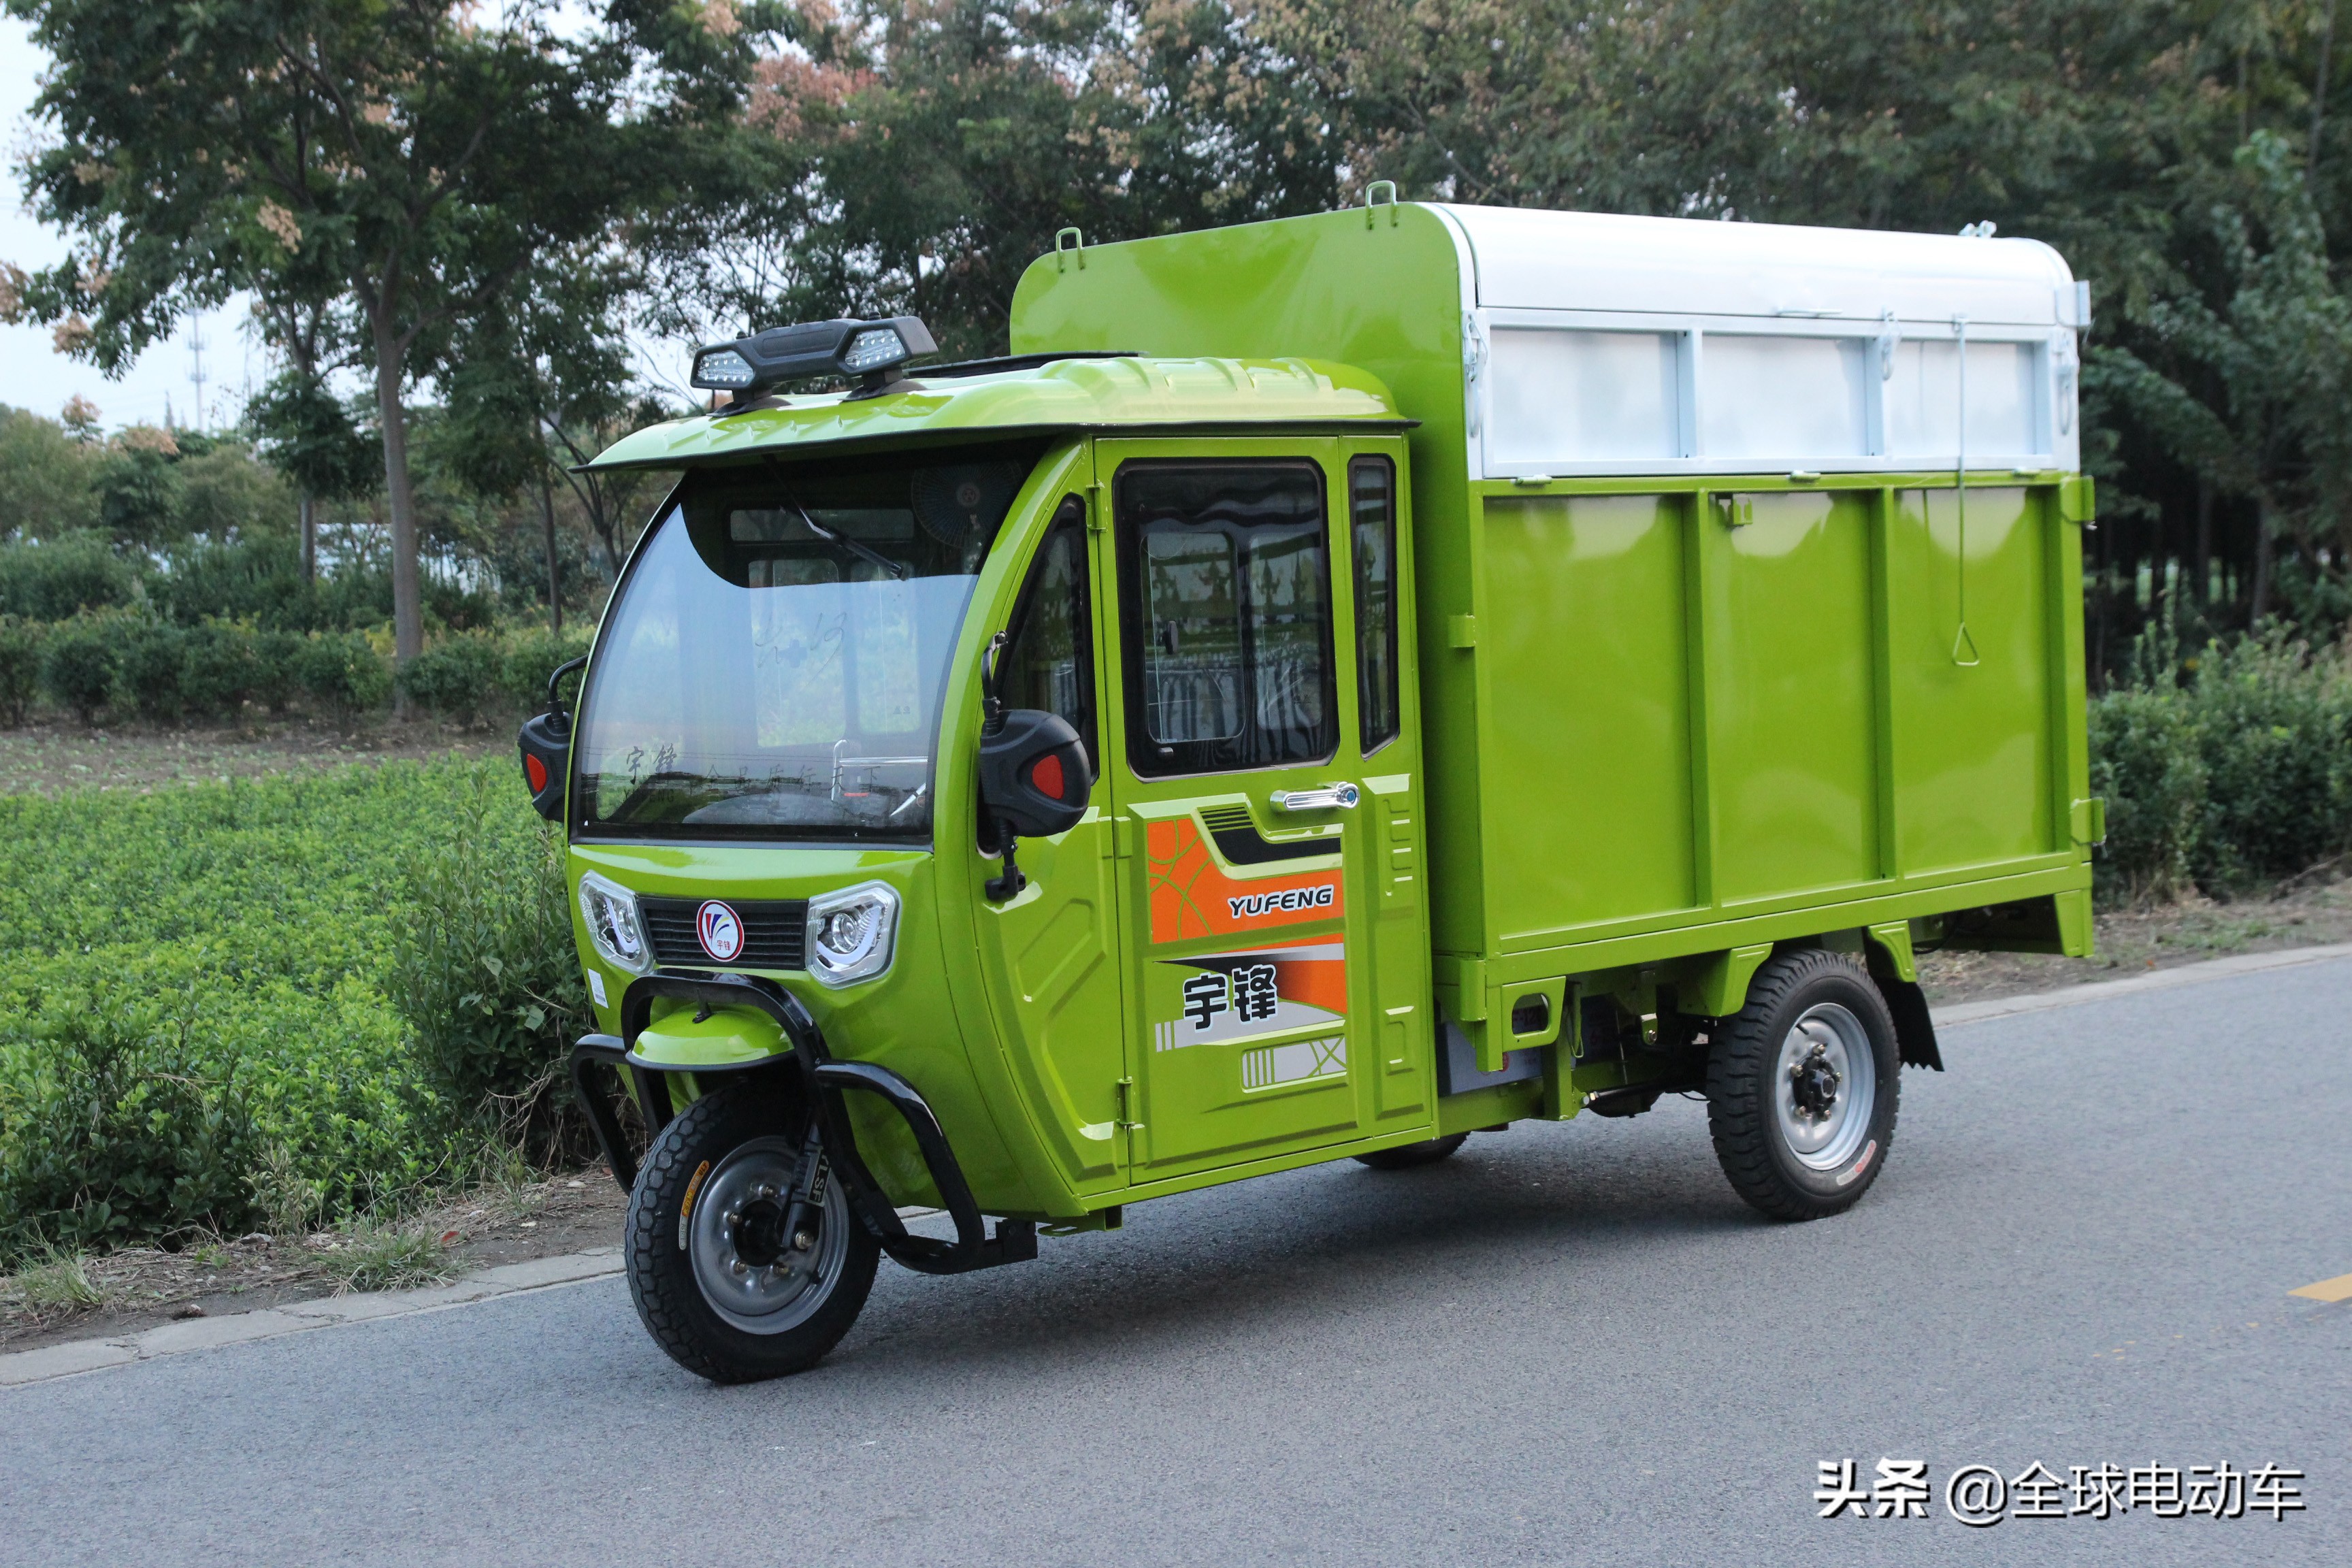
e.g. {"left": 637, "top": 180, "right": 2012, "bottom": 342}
{"left": 369, "top": 320, "right": 425, "bottom": 687}
{"left": 299, "top": 493, "right": 317, "bottom": 583}
{"left": 539, "top": 472, "right": 563, "bottom": 635}
{"left": 2193, "top": 478, "right": 2213, "bottom": 608}
{"left": 2252, "top": 493, "right": 2277, "bottom": 625}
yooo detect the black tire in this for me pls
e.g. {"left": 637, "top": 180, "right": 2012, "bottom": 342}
{"left": 625, "top": 1080, "right": 879, "bottom": 1384}
{"left": 1353, "top": 1132, "right": 1470, "bottom": 1171}
{"left": 1705, "top": 949, "right": 1900, "bottom": 1222}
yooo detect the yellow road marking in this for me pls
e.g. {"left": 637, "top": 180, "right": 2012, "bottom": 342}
{"left": 2289, "top": 1272, "right": 2352, "bottom": 1303}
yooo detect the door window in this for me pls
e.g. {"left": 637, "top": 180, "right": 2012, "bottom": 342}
{"left": 1350, "top": 457, "right": 1401, "bottom": 754}
{"left": 996, "top": 495, "right": 1098, "bottom": 774}
{"left": 1115, "top": 462, "right": 1336, "bottom": 777}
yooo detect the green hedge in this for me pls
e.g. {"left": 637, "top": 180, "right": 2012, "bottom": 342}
{"left": 0, "top": 610, "right": 584, "bottom": 730}
{"left": 0, "top": 760, "right": 581, "bottom": 1259}
{"left": 2089, "top": 634, "right": 2352, "bottom": 903}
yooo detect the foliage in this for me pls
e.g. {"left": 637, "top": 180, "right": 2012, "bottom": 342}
{"left": 0, "top": 615, "right": 48, "bottom": 726}
{"left": 645, "top": 0, "right": 1335, "bottom": 359}
{"left": 6, "top": 0, "right": 776, "bottom": 665}
{"left": 0, "top": 531, "right": 138, "bottom": 620}
{"left": 0, "top": 404, "right": 101, "bottom": 540}
{"left": 0, "top": 760, "right": 578, "bottom": 1261}
{"left": 37, "top": 611, "right": 122, "bottom": 721}
{"left": 390, "top": 771, "right": 591, "bottom": 1166}
{"left": 2088, "top": 622, "right": 2352, "bottom": 903}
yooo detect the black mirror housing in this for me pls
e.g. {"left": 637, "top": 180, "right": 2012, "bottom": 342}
{"left": 979, "top": 709, "right": 1090, "bottom": 838}
{"left": 518, "top": 710, "right": 570, "bottom": 821}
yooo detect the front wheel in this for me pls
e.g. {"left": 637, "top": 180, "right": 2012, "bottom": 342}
{"left": 1705, "top": 949, "right": 1900, "bottom": 1221}
{"left": 625, "top": 1080, "right": 879, "bottom": 1384}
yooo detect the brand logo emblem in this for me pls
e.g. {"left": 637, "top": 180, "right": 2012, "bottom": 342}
{"left": 696, "top": 900, "right": 745, "bottom": 962}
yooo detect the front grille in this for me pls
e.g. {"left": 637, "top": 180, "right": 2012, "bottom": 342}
{"left": 639, "top": 896, "right": 808, "bottom": 970}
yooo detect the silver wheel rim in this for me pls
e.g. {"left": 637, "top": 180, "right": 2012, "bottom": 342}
{"left": 688, "top": 1136, "right": 850, "bottom": 1335}
{"left": 1773, "top": 1002, "right": 1877, "bottom": 1171}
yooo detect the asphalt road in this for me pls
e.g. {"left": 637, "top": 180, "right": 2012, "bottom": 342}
{"left": 5, "top": 961, "right": 2347, "bottom": 1567}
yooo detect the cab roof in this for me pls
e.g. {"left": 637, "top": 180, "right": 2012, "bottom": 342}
{"left": 583, "top": 353, "right": 1408, "bottom": 472}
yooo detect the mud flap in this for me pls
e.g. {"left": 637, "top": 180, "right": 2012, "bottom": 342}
{"left": 1880, "top": 977, "right": 1944, "bottom": 1071}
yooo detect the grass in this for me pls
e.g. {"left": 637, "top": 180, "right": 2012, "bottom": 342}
{"left": 4, "top": 1246, "right": 108, "bottom": 1314}
{"left": 318, "top": 1219, "right": 460, "bottom": 1296}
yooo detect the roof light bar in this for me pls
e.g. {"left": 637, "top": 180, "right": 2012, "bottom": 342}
{"left": 691, "top": 315, "right": 939, "bottom": 404}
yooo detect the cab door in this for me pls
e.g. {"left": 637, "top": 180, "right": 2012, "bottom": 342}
{"left": 969, "top": 489, "right": 1131, "bottom": 1201}
{"left": 1096, "top": 436, "right": 1430, "bottom": 1183}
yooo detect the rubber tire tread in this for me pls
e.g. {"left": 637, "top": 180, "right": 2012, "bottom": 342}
{"left": 1352, "top": 1132, "right": 1470, "bottom": 1171}
{"left": 1704, "top": 949, "right": 1900, "bottom": 1222}
{"left": 624, "top": 1080, "right": 880, "bottom": 1384}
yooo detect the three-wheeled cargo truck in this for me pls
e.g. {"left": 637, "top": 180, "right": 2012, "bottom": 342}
{"left": 527, "top": 197, "right": 2102, "bottom": 1382}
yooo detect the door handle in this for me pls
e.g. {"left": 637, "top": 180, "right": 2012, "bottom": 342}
{"left": 1271, "top": 783, "right": 1361, "bottom": 812}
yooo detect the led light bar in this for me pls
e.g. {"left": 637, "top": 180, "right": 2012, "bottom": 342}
{"left": 689, "top": 315, "right": 938, "bottom": 401}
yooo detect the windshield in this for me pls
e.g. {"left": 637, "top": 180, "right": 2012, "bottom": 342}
{"left": 573, "top": 450, "right": 1036, "bottom": 840}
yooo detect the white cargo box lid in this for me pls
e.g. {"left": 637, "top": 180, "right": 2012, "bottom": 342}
{"left": 1431, "top": 203, "right": 2076, "bottom": 327}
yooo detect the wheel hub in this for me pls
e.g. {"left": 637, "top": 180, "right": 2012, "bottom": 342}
{"left": 687, "top": 1137, "right": 850, "bottom": 1335}
{"left": 1770, "top": 1003, "right": 1878, "bottom": 1172}
{"left": 1787, "top": 1044, "right": 1841, "bottom": 1120}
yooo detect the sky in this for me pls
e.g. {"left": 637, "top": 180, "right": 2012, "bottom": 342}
{"left": 0, "top": 19, "right": 267, "bottom": 432}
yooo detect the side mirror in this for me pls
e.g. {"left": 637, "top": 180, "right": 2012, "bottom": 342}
{"left": 517, "top": 655, "right": 589, "bottom": 822}
{"left": 975, "top": 632, "right": 1090, "bottom": 900}
{"left": 979, "top": 708, "right": 1091, "bottom": 838}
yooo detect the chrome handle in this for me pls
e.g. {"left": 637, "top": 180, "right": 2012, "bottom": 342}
{"left": 1271, "top": 783, "right": 1360, "bottom": 812}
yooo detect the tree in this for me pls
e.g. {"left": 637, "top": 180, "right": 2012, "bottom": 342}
{"left": 5, "top": 0, "right": 773, "bottom": 670}
{"left": 644, "top": 0, "right": 1338, "bottom": 355}
{"left": 0, "top": 405, "right": 102, "bottom": 540}
{"left": 246, "top": 293, "right": 379, "bottom": 581}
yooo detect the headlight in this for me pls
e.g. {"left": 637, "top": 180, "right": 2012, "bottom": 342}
{"left": 805, "top": 882, "right": 900, "bottom": 987}
{"left": 578, "top": 871, "right": 655, "bottom": 975}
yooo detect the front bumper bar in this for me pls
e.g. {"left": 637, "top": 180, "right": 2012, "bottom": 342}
{"left": 569, "top": 970, "right": 1034, "bottom": 1277}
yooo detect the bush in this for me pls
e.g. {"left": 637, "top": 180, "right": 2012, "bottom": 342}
{"left": 39, "top": 612, "right": 123, "bottom": 721}
{"left": 251, "top": 629, "right": 302, "bottom": 714}
{"left": 294, "top": 630, "right": 392, "bottom": 717}
{"left": 2184, "top": 638, "right": 2352, "bottom": 889}
{"left": 154, "top": 534, "right": 314, "bottom": 630}
{"left": 2088, "top": 629, "right": 2352, "bottom": 904}
{"left": 0, "top": 532, "right": 139, "bottom": 620}
{"left": 391, "top": 771, "right": 590, "bottom": 1163}
{"left": 2087, "top": 689, "right": 2206, "bottom": 900}
{"left": 113, "top": 619, "right": 191, "bottom": 720}
{"left": 0, "top": 982, "right": 260, "bottom": 1252}
{"left": 0, "top": 615, "right": 44, "bottom": 726}
{"left": 498, "top": 624, "right": 594, "bottom": 710}
{"left": 396, "top": 629, "right": 506, "bottom": 723}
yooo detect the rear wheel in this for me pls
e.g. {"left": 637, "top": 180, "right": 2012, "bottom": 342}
{"left": 1352, "top": 1132, "right": 1469, "bottom": 1171}
{"left": 1705, "top": 949, "right": 1899, "bottom": 1221}
{"left": 625, "top": 1080, "right": 879, "bottom": 1384}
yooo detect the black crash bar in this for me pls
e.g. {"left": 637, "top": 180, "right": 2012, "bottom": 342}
{"left": 568, "top": 969, "right": 1034, "bottom": 1276}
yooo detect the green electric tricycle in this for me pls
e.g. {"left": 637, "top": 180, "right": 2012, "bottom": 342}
{"left": 527, "top": 201, "right": 2101, "bottom": 1382}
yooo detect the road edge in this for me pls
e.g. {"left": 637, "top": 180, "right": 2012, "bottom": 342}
{"left": 0, "top": 1249, "right": 623, "bottom": 1392}
{"left": 1930, "top": 941, "right": 2352, "bottom": 1028}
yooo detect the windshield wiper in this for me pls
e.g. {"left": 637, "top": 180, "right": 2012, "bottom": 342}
{"left": 767, "top": 464, "right": 909, "bottom": 581}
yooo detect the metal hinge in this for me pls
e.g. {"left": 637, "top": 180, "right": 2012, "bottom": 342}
{"left": 1087, "top": 480, "right": 1109, "bottom": 533}
{"left": 1115, "top": 1076, "right": 1143, "bottom": 1131}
